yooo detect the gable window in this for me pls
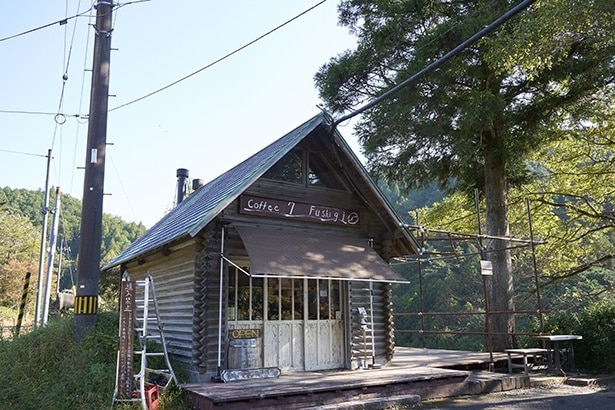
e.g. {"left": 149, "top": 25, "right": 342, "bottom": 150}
{"left": 262, "top": 149, "right": 302, "bottom": 184}
{"left": 308, "top": 152, "right": 344, "bottom": 189}
{"left": 263, "top": 149, "right": 345, "bottom": 190}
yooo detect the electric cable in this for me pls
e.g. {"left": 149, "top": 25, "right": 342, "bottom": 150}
{"left": 69, "top": 5, "right": 96, "bottom": 195}
{"left": 108, "top": 151, "right": 139, "bottom": 222}
{"left": 0, "top": 6, "right": 94, "bottom": 43}
{"left": 331, "top": 0, "right": 503, "bottom": 116}
{"left": 0, "top": 109, "right": 82, "bottom": 117}
{"left": 0, "top": 148, "right": 48, "bottom": 158}
{"left": 0, "top": 0, "right": 144, "bottom": 43}
{"left": 51, "top": 0, "right": 88, "bottom": 194}
{"left": 3, "top": 0, "right": 309, "bottom": 118}
{"left": 109, "top": 0, "right": 328, "bottom": 112}
{"left": 0, "top": 1, "right": 143, "bottom": 119}
{"left": 331, "top": 0, "right": 538, "bottom": 128}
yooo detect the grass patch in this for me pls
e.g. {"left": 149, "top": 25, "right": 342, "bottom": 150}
{"left": 0, "top": 312, "right": 190, "bottom": 409}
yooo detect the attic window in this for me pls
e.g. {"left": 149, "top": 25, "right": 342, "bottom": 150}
{"left": 263, "top": 149, "right": 345, "bottom": 190}
{"left": 262, "top": 149, "right": 302, "bottom": 184}
{"left": 308, "top": 152, "right": 344, "bottom": 189}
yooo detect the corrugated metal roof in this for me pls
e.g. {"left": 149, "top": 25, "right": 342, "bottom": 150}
{"left": 103, "top": 114, "right": 325, "bottom": 269}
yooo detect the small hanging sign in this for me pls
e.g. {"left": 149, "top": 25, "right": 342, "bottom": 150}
{"left": 480, "top": 260, "right": 493, "bottom": 276}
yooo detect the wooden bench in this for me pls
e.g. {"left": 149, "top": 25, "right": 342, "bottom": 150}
{"left": 504, "top": 348, "right": 548, "bottom": 374}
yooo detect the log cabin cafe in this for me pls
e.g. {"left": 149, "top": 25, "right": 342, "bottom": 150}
{"left": 103, "top": 113, "right": 419, "bottom": 382}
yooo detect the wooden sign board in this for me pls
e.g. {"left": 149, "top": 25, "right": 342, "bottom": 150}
{"left": 240, "top": 194, "right": 360, "bottom": 227}
{"left": 116, "top": 274, "right": 136, "bottom": 399}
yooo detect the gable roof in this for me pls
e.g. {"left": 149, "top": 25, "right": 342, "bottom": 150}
{"left": 104, "top": 113, "right": 416, "bottom": 270}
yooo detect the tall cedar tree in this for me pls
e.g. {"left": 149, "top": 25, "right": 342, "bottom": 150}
{"left": 315, "top": 0, "right": 615, "bottom": 350}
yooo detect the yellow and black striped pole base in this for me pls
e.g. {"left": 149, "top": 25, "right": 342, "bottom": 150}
{"left": 74, "top": 295, "right": 98, "bottom": 315}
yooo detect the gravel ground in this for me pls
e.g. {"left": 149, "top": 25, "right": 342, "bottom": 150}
{"left": 416, "top": 383, "right": 615, "bottom": 409}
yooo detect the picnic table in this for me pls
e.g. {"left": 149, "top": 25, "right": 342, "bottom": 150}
{"left": 533, "top": 334, "right": 582, "bottom": 375}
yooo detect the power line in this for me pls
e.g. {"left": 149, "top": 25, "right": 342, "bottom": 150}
{"left": 1, "top": 1, "right": 327, "bottom": 117}
{"left": 0, "top": 109, "right": 83, "bottom": 117}
{"left": 52, "top": 0, "right": 88, "bottom": 152}
{"left": 110, "top": 0, "right": 328, "bottom": 112}
{"left": 69, "top": 5, "right": 97, "bottom": 195}
{"left": 0, "top": 1, "right": 148, "bottom": 43}
{"left": 331, "top": 0, "right": 538, "bottom": 128}
{"left": 0, "top": 148, "right": 49, "bottom": 158}
{"left": 0, "top": 6, "right": 94, "bottom": 43}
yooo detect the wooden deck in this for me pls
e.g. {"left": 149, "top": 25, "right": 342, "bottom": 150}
{"left": 182, "top": 348, "right": 523, "bottom": 409}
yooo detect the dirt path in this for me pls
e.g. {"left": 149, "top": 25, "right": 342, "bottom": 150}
{"left": 418, "top": 383, "right": 615, "bottom": 409}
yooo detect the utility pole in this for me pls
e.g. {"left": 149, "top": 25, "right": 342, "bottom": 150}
{"left": 34, "top": 148, "right": 52, "bottom": 327}
{"left": 74, "top": 0, "right": 114, "bottom": 341}
{"left": 42, "top": 187, "right": 61, "bottom": 326}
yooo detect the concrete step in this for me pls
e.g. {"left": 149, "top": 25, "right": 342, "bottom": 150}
{"left": 565, "top": 374, "right": 615, "bottom": 387}
{"left": 465, "top": 371, "right": 531, "bottom": 395}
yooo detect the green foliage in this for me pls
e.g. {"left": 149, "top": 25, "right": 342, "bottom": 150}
{"left": 544, "top": 299, "right": 615, "bottom": 373}
{"left": 0, "top": 313, "right": 117, "bottom": 409}
{"left": 391, "top": 103, "right": 615, "bottom": 346}
{"left": 483, "top": 0, "right": 615, "bottom": 80}
{"left": 377, "top": 181, "right": 444, "bottom": 224}
{"left": 317, "top": 0, "right": 615, "bottom": 194}
{"left": 0, "top": 211, "right": 39, "bottom": 308}
{"left": 0, "top": 186, "right": 146, "bottom": 268}
{"left": 0, "top": 312, "right": 189, "bottom": 409}
{"left": 393, "top": 244, "right": 488, "bottom": 351}
{"left": 317, "top": 0, "right": 615, "bottom": 349}
{"left": 0, "top": 186, "right": 146, "bottom": 314}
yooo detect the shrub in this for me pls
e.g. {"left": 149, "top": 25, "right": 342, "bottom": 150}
{"left": 0, "top": 312, "right": 189, "bottom": 409}
{"left": 545, "top": 299, "right": 615, "bottom": 373}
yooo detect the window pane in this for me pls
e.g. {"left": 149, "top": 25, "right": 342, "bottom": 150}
{"left": 228, "top": 268, "right": 237, "bottom": 321}
{"left": 268, "top": 278, "right": 280, "bottom": 320}
{"left": 308, "top": 279, "right": 318, "bottom": 320}
{"left": 236, "top": 270, "right": 251, "bottom": 320}
{"left": 319, "top": 281, "right": 330, "bottom": 319}
{"left": 294, "top": 279, "right": 304, "bottom": 320}
{"left": 308, "top": 152, "right": 344, "bottom": 189}
{"left": 281, "top": 278, "right": 293, "bottom": 320}
{"left": 251, "top": 277, "right": 263, "bottom": 320}
{"left": 331, "top": 281, "right": 341, "bottom": 320}
{"left": 263, "top": 150, "right": 302, "bottom": 184}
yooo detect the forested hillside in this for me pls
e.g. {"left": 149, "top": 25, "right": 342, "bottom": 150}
{"left": 0, "top": 187, "right": 146, "bottom": 315}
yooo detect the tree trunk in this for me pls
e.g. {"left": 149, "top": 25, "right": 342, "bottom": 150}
{"left": 484, "top": 141, "right": 515, "bottom": 351}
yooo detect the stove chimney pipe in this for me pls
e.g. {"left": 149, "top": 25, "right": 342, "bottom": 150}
{"left": 192, "top": 178, "right": 204, "bottom": 191}
{"left": 176, "top": 168, "right": 189, "bottom": 205}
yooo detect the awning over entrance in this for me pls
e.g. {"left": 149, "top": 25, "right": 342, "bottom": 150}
{"left": 235, "top": 226, "right": 408, "bottom": 283}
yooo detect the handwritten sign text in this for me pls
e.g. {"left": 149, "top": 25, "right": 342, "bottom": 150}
{"left": 240, "top": 194, "right": 360, "bottom": 226}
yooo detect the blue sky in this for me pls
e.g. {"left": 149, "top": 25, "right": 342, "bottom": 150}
{"left": 0, "top": 0, "right": 360, "bottom": 227}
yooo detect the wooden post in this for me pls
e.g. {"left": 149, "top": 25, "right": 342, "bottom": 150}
{"left": 15, "top": 271, "right": 32, "bottom": 336}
